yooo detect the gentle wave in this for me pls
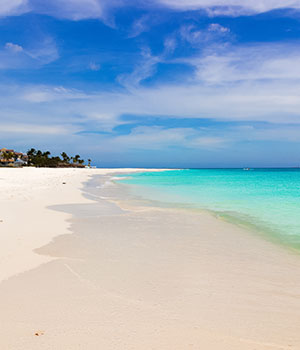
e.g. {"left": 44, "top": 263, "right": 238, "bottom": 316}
{"left": 116, "top": 169, "right": 300, "bottom": 252}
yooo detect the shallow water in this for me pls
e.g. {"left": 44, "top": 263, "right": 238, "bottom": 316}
{"left": 116, "top": 169, "right": 300, "bottom": 251}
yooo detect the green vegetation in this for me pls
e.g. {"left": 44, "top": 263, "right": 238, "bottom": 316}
{"left": 0, "top": 147, "right": 91, "bottom": 167}
{"left": 1, "top": 151, "right": 15, "bottom": 161}
{"left": 27, "top": 149, "right": 86, "bottom": 167}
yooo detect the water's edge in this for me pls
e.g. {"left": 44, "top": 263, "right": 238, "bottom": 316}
{"left": 113, "top": 171, "right": 300, "bottom": 256}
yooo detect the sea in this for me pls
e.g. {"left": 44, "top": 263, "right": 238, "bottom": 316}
{"left": 116, "top": 168, "right": 300, "bottom": 252}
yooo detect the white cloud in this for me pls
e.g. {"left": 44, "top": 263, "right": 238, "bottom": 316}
{"left": 101, "top": 126, "right": 227, "bottom": 150}
{"left": 5, "top": 42, "right": 23, "bottom": 52}
{"left": 0, "top": 123, "right": 72, "bottom": 135}
{"left": 5, "top": 39, "right": 300, "bottom": 131}
{"left": 0, "top": 0, "right": 28, "bottom": 16}
{"left": 2, "top": 40, "right": 300, "bottom": 153}
{"left": 31, "top": 0, "right": 104, "bottom": 20}
{"left": 157, "top": 0, "right": 300, "bottom": 16}
{"left": 208, "top": 23, "right": 230, "bottom": 33}
{"left": 183, "top": 43, "right": 300, "bottom": 83}
{"left": 0, "top": 0, "right": 126, "bottom": 22}
{"left": 111, "top": 124, "right": 300, "bottom": 152}
{"left": 1, "top": 0, "right": 300, "bottom": 22}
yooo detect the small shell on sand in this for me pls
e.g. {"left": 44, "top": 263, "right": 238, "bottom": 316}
{"left": 34, "top": 331, "right": 45, "bottom": 336}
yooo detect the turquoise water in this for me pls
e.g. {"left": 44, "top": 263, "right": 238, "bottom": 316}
{"left": 117, "top": 169, "right": 300, "bottom": 251}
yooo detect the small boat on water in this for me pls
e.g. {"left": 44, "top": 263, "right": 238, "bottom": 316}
{"left": 243, "top": 168, "right": 252, "bottom": 171}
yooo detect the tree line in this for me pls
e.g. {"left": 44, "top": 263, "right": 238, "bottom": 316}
{"left": 27, "top": 149, "right": 91, "bottom": 168}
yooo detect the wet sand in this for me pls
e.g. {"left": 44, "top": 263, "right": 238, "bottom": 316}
{"left": 1, "top": 170, "right": 300, "bottom": 349}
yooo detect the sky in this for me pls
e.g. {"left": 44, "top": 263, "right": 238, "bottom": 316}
{"left": 1, "top": 1, "right": 300, "bottom": 167}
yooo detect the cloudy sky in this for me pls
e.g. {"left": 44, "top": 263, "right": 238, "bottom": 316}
{"left": 1, "top": 0, "right": 300, "bottom": 167}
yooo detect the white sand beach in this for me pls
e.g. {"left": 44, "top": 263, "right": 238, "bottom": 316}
{"left": 0, "top": 168, "right": 161, "bottom": 282}
{"left": 1, "top": 168, "right": 300, "bottom": 350}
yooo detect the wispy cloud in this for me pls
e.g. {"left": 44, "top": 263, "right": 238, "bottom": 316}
{"left": 180, "top": 23, "right": 231, "bottom": 46}
{"left": 156, "top": 0, "right": 300, "bottom": 16}
{"left": 0, "top": 123, "right": 71, "bottom": 135}
{"left": 2, "top": 77, "right": 300, "bottom": 162}
{"left": 2, "top": 0, "right": 300, "bottom": 21}
{"left": 128, "top": 14, "right": 152, "bottom": 38}
{"left": 97, "top": 126, "right": 228, "bottom": 151}
{"left": 32, "top": 0, "right": 105, "bottom": 20}
{"left": 0, "top": 0, "right": 127, "bottom": 23}
{"left": 109, "top": 126, "right": 193, "bottom": 149}
{"left": 4, "top": 39, "right": 300, "bottom": 141}
{"left": 0, "top": 0, "right": 28, "bottom": 17}
{"left": 89, "top": 62, "right": 101, "bottom": 71}
{"left": 0, "top": 0, "right": 300, "bottom": 33}
{"left": 117, "top": 35, "right": 177, "bottom": 90}
{"left": 182, "top": 42, "right": 300, "bottom": 84}
{"left": 21, "top": 86, "right": 87, "bottom": 103}
{"left": 25, "top": 37, "right": 59, "bottom": 64}
{"left": 0, "top": 38, "right": 58, "bottom": 69}
{"left": 117, "top": 47, "right": 161, "bottom": 90}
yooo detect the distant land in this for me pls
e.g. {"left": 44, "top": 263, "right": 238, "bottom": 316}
{"left": 0, "top": 148, "right": 92, "bottom": 168}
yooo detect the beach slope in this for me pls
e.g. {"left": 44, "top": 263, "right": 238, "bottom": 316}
{"left": 0, "top": 168, "right": 300, "bottom": 350}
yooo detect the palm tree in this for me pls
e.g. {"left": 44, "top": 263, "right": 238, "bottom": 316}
{"left": 27, "top": 148, "right": 36, "bottom": 164}
{"left": 72, "top": 154, "right": 81, "bottom": 164}
{"left": 27, "top": 148, "right": 36, "bottom": 156}
{"left": 43, "top": 151, "right": 51, "bottom": 158}
{"left": 61, "top": 152, "right": 70, "bottom": 163}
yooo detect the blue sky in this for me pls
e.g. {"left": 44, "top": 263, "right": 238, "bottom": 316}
{"left": 1, "top": 1, "right": 300, "bottom": 167}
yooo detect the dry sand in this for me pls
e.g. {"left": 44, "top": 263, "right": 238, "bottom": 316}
{"left": 0, "top": 167, "right": 159, "bottom": 282}
{"left": 0, "top": 168, "right": 300, "bottom": 350}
